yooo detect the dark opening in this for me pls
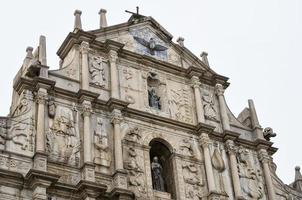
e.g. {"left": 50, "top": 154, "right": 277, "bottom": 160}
{"left": 149, "top": 139, "right": 174, "bottom": 197}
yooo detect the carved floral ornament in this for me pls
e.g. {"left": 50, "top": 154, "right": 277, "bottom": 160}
{"left": 199, "top": 133, "right": 210, "bottom": 148}
{"left": 80, "top": 41, "right": 89, "bottom": 54}
{"left": 108, "top": 50, "right": 118, "bottom": 63}
{"left": 82, "top": 100, "right": 93, "bottom": 116}
{"left": 110, "top": 109, "right": 123, "bottom": 124}
{"left": 35, "top": 89, "right": 48, "bottom": 104}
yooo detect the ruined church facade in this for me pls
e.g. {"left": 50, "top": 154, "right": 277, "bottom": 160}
{"left": 0, "top": 9, "right": 301, "bottom": 200}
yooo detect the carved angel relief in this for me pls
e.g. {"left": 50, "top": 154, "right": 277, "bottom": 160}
{"left": 202, "top": 92, "right": 218, "bottom": 121}
{"left": 46, "top": 105, "right": 80, "bottom": 166}
{"left": 89, "top": 55, "right": 107, "bottom": 87}
{"left": 133, "top": 36, "right": 167, "bottom": 55}
{"left": 124, "top": 127, "right": 142, "bottom": 143}
{"left": 237, "top": 147, "right": 264, "bottom": 199}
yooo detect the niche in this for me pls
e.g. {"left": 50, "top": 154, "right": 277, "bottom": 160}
{"left": 147, "top": 72, "right": 161, "bottom": 110}
{"left": 149, "top": 139, "right": 175, "bottom": 199}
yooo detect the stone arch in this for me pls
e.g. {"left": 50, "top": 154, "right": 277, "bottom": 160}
{"left": 142, "top": 131, "right": 175, "bottom": 153}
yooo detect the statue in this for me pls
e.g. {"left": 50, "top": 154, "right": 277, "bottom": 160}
{"left": 148, "top": 88, "right": 161, "bottom": 110}
{"left": 151, "top": 156, "right": 165, "bottom": 192}
{"left": 133, "top": 36, "right": 167, "bottom": 55}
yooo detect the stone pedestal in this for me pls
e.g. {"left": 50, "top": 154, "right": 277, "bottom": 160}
{"left": 154, "top": 190, "right": 171, "bottom": 200}
{"left": 76, "top": 180, "right": 107, "bottom": 200}
{"left": 81, "top": 163, "right": 96, "bottom": 182}
{"left": 208, "top": 190, "right": 229, "bottom": 200}
{"left": 25, "top": 169, "right": 60, "bottom": 200}
{"left": 33, "top": 152, "right": 48, "bottom": 171}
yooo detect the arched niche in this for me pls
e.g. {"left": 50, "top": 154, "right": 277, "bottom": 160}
{"left": 149, "top": 138, "right": 175, "bottom": 199}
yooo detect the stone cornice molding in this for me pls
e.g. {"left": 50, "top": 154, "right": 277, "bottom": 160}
{"left": 106, "top": 98, "right": 129, "bottom": 112}
{"left": 76, "top": 180, "right": 107, "bottom": 199}
{"left": 0, "top": 168, "right": 24, "bottom": 189}
{"left": 25, "top": 169, "right": 60, "bottom": 190}
{"left": 77, "top": 89, "right": 99, "bottom": 103}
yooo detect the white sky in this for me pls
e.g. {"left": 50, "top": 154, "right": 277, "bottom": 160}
{"left": 0, "top": 0, "right": 301, "bottom": 184}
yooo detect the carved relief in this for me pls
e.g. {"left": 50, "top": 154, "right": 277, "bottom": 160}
{"left": 48, "top": 97, "right": 56, "bottom": 118}
{"left": 94, "top": 118, "right": 111, "bottom": 171}
{"left": 237, "top": 147, "right": 264, "bottom": 199}
{"left": 202, "top": 92, "right": 218, "bottom": 121}
{"left": 46, "top": 105, "right": 80, "bottom": 166}
{"left": 0, "top": 156, "right": 31, "bottom": 175}
{"left": 0, "top": 119, "right": 7, "bottom": 147}
{"left": 124, "top": 147, "right": 146, "bottom": 198}
{"left": 168, "top": 86, "right": 193, "bottom": 123}
{"left": 182, "top": 162, "right": 203, "bottom": 200}
{"left": 124, "top": 127, "right": 142, "bottom": 143}
{"left": 121, "top": 67, "right": 136, "bottom": 104}
{"left": 88, "top": 55, "right": 107, "bottom": 87}
{"left": 6, "top": 90, "right": 35, "bottom": 155}
{"left": 211, "top": 142, "right": 227, "bottom": 194}
{"left": 179, "top": 138, "right": 194, "bottom": 157}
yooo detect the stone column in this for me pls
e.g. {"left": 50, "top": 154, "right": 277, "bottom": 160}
{"left": 259, "top": 149, "right": 276, "bottom": 200}
{"left": 200, "top": 133, "right": 216, "bottom": 193}
{"left": 82, "top": 100, "right": 93, "bottom": 163}
{"left": 225, "top": 140, "right": 243, "bottom": 199}
{"left": 74, "top": 10, "right": 82, "bottom": 31}
{"left": 109, "top": 50, "right": 119, "bottom": 99}
{"left": 36, "top": 88, "right": 47, "bottom": 153}
{"left": 80, "top": 41, "right": 89, "bottom": 90}
{"left": 111, "top": 109, "right": 123, "bottom": 170}
{"left": 191, "top": 76, "right": 205, "bottom": 123}
{"left": 99, "top": 9, "right": 108, "bottom": 28}
{"left": 215, "top": 83, "right": 230, "bottom": 131}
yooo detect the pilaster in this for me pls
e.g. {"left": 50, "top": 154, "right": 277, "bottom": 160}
{"left": 215, "top": 83, "right": 230, "bottom": 131}
{"left": 225, "top": 140, "right": 244, "bottom": 200}
{"left": 109, "top": 49, "right": 120, "bottom": 99}
{"left": 80, "top": 41, "right": 90, "bottom": 90}
{"left": 191, "top": 76, "right": 205, "bottom": 123}
{"left": 258, "top": 149, "right": 276, "bottom": 200}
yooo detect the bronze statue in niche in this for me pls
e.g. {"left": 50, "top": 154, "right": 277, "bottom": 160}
{"left": 147, "top": 72, "right": 161, "bottom": 110}
{"left": 151, "top": 156, "right": 165, "bottom": 191}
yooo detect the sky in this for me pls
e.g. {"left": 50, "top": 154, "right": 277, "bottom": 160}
{"left": 0, "top": 0, "right": 301, "bottom": 184}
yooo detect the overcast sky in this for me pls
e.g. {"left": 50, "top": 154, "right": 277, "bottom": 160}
{"left": 0, "top": 0, "right": 301, "bottom": 184}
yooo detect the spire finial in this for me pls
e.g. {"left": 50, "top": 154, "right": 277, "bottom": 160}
{"left": 177, "top": 37, "right": 184, "bottom": 47}
{"left": 39, "top": 35, "right": 47, "bottom": 66}
{"left": 74, "top": 10, "right": 82, "bottom": 31}
{"left": 98, "top": 8, "right": 108, "bottom": 28}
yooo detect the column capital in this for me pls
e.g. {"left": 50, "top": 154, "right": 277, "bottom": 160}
{"left": 199, "top": 133, "right": 210, "bottom": 148}
{"left": 258, "top": 149, "right": 270, "bottom": 163}
{"left": 110, "top": 109, "right": 123, "bottom": 124}
{"left": 80, "top": 41, "right": 89, "bottom": 54}
{"left": 36, "top": 89, "right": 48, "bottom": 104}
{"left": 109, "top": 49, "right": 118, "bottom": 63}
{"left": 82, "top": 100, "right": 92, "bottom": 117}
{"left": 215, "top": 83, "right": 225, "bottom": 96}
{"left": 225, "top": 140, "right": 237, "bottom": 155}
{"left": 191, "top": 76, "right": 201, "bottom": 88}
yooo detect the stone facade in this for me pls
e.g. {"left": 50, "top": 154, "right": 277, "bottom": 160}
{"left": 0, "top": 8, "right": 301, "bottom": 200}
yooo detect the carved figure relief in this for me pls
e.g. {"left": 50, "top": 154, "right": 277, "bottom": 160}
{"left": 169, "top": 87, "right": 193, "bottom": 123}
{"left": 125, "top": 147, "right": 146, "bottom": 197}
{"left": 6, "top": 90, "right": 35, "bottom": 154}
{"left": 211, "top": 143, "right": 227, "bottom": 194}
{"left": 182, "top": 162, "right": 203, "bottom": 200}
{"left": 202, "top": 92, "right": 218, "bottom": 121}
{"left": 94, "top": 118, "right": 111, "bottom": 171}
{"left": 48, "top": 97, "right": 56, "bottom": 118}
{"left": 237, "top": 147, "right": 264, "bottom": 199}
{"left": 46, "top": 105, "right": 80, "bottom": 166}
{"left": 124, "top": 127, "right": 142, "bottom": 143}
{"left": 88, "top": 55, "right": 107, "bottom": 87}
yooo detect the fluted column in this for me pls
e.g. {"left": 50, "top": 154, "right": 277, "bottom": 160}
{"left": 111, "top": 109, "right": 123, "bottom": 170}
{"left": 259, "top": 149, "right": 276, "bottom": 199}
{"left": 82, "top": 100, "right": 93, "bottom": 163}
{"left": 191, "top": 76, "right": 205, "bottom": 123}
{"left": 109, "top": 50, "right": 119, "bottom": 99}
{"left": 215, "top": 83, "right": 230, "bottom": 131}
{"left": 200, "top": 133, "right": 216, "bottom": 193}
{"left": 80, "top": 41, "right": 89, "bottom": 90}
{"left": 225, "top": 140, "right": 243, "bottom": 199}
{"left": 36, "top": 88, "right": 48, "bottom": 153}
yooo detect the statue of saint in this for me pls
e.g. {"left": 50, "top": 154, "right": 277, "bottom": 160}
{"left": 151, "top": 156, "right": 165, "bottom": 191}
{"left": 148, "top": 88, "right": 161, "bottom": 110}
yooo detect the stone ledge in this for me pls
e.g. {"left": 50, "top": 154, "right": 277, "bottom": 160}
{"left": 0, "top": 168, "right": 24, "bottom": 189}
{"left": 109, "top": 187, "right": 135, "bottom": 200}
{"left": 76, "top": 180, "right": 107, "bottom": 199}
{"left": 25, "top": 169, "right": 60, "bottom": 189}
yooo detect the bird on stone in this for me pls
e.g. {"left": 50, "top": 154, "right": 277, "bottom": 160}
{"left": 133, "top": 36, "right": 167, "bottom": 55}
